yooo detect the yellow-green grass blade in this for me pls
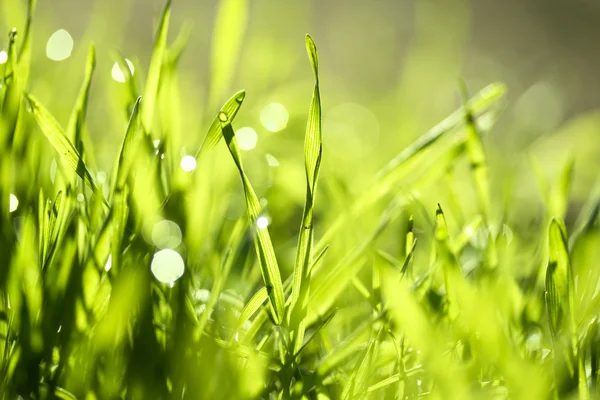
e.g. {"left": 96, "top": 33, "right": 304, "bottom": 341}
{"left": 66, "top": 45, "right": 95, "bottom": 147}
{"left": 209, "top": 0, "right": 249, "bottom": 108}
{"left": 110, "top": 96, "right": 142, "bottom": 197}
{"left": 196, "top": 90, "right": 246, "bottom": 159}
{"left": 316, "top": 83, "right": 506, "bottom": 253}
{"left": 545, "top": 219, "right": 575, "bottom": 345}
{"left": 288, "top": 34, "right": 323, "bottom": 355}
{"left": 25, "top": 94, "right": 104, "bottom": 204}
{"left": 235, "top": 286, "right": 269, "bottom": 340}
{"left": 141, "top": 0, "right": 171, "bottom": 134}
{"left": 219, "top": 109, "right": 285, "bottom": 325}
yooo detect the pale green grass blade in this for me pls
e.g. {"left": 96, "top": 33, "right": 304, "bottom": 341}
{"left": 569, "top": 177, "right": 600, "bottom": 249}
{"left": 25, "top": 94, "right": 102, "bottom": 200}
{"left": 288, "top": 34, "right": 323, "bottom": 355}
{"left": 219, "top": 110, "right": 285, "bottom": 325}
{"left": 209, "top": 0, "right": 248, "bottom": 107}
{"left": 66, "top": 44, "right": 95, "bottom": 146}
{"left": 141, "top": 0, "right": 171, "bottom": 133}
{"left": 196, "top": 90, "right": 246, "bottom": 158}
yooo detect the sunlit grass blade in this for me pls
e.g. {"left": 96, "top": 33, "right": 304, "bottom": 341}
{"left": 545, "top": 219, "right": 575, "bottom": 342}
{"left": 569, "top": 177, "right": 600, "bottom": 249}
{"left": 209, "top": 0, "right": 248, "bottom": 108}
{"left": 235, "top": 287, "right": 268, "bottom": 340}
{"left": 110, "top": 96, "right": 142, "bottom": 197}
{"left": 218, "top": 108, "right": 285, "bottom": 325}
{"left": 66, "top": 44, "right": 95, "bottom": 147}
{"left": 196, "top": 90, "right": 246, "bottom": 158}
{"left": 287, "top": 34, "right": 323, "bottom": 356}
{"left": 317, "top": 83, "right": 506, "bottom": 252}
{"left": 141, "top": 0, "right": 171, "bottom": 133}
{"left": 25, "top": 94, "right": 103, "bottom": 202}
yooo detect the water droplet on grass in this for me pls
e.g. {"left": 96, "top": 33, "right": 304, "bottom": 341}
{"left": 218, "top": 111, "right": 228, "bottom": 123}
{"left": 180, "top": 155, "right": 197, "bottom": 172}
{"left": 0, "top": 50, "right": 7, "bottom": 64}
{"left": 111, "top": 59, "right": 134, "bottom": 83}
{"left": 152, "top": 219, "right": 182, "bottom": 249}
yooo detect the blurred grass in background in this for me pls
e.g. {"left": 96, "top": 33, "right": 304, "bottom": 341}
{"left": 1, "top": 0, "right": 600, "bottom": 398}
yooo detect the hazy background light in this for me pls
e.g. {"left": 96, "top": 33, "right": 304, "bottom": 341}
{"left": 46, "top": 29, "right": 73, "bottom": 61}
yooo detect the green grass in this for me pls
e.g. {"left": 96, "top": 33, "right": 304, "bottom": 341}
{"left": 1, "top": 1, "right": 600, "bottom": 399}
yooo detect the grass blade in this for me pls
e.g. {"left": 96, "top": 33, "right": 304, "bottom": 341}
{"left": 141, "top": 0, "right": 171, "bottom": 133}
{"left": 545, "top": 219, "right": 575, "bottom": 341}
{"left": 110, "top": 96, "right": 142, "bottom": 196}
{"left": 218, "top": 105, "right": 285, "bottom": 325}
{"left": 288, "top": 34, "right": 323, "bottom": 355}
{"left": 66, "top": 44, "right": 95, "bottom": 147}
{"left": 235, "top": 286, "right": 268, "bottom": 338}
{"left": 196, "top": 90, "right": 246, "bottom": 158}
{"left": 209, "top": 0, "right": 249, "bottom": 107}
{"left": 25, "top": 94, "right": 102, "bottom": 201}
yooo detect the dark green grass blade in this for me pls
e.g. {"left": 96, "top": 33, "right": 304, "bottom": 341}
{"left": 25, "top": 94, "right": 102, "bottom": 200}
{"left": 141, "top": 0, "right": 171, "bottom": 133}
{"left": 218, "top": 107, "right": 285, "bottom": 325}
{"left": 288, "top": 34, "right": 323, "bottom": 355}
{"left": 196, "top": 90, "right": 246, "bottom": 159}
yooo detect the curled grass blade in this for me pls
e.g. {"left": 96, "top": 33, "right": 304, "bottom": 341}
{"left": 288, "top": 34, "right": 323, "bottom": 355}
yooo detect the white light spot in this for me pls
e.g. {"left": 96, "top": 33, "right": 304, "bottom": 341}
{"left": 57, "top": 325, "right": 62, "bottom": 333}
{"left": 76, "top": 193, "right": 85, "bottom": 202}
{"left": 151, "top": 249, "right": 185, "bottom": 283}
{"left": 50, "top": 159, "right": 57, "bottom": 183}
{"left": 97, "top": 171, "right": 107, "bottom": 184}
{"left": 236, "top": 127, "right": 258, "bottom": 151}
{"left": 193, "top": 289, "right": 211, "bottom": 303}
{"left": 259, "top": 198, "right": 268, "bottom": 208}
{"left": 235, "top": 332, "right": 239, "bottom": 342}
{"left": 111, "top": 59, "right": 135, "bottom": 83}
{"left": 169, "top": 281, "right": 175, "bottom": 288}
{"left": 266, "top": 154, "right": 279, "bottom": 167}
{"left": 153, "top": 139, "right": 161, "bottom": 148}
{"left": 180, "top": 155, "right": 197, "bottom": 172}
{"left": 104, "top": 254, "right": 112, "bottom": 272}
{"left": 525, "top": 333, "right": 541, "bottom": 352}
{"left": 256, "top": 216, "right": 269, "bottom": 229}
{"left": 260, "top": 103, "right": 289, "bottom": 132}
{"left": 152, "top": 219, "right": 182, "bottom": 249}
{"left": 0, "top": 50, "right": 7, "bottom": 64}
{"left": 417, "top": 380, "right": 422, "bottom": 386}
{"left": 9, "top": 194, "right": 19, "bottom": 212}
{"left": 46, "top": 29, "right": 74, "bottom": 61}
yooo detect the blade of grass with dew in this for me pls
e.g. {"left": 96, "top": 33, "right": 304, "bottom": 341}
{"left": 218, "top": 109, "right": 285, "bottom": 324}
{"left": 288, "top": 34, "right": 323, "bottom": 356}
{"left": 196, "top": 90, "right": 246, "bottom": 158}
{"left": 25, "top": 94, "right": 103, "bottom": 202}
{"left": 235, "top": 286, "right": 268, "bottom": 339}
{"left": 141, "top": 0, "right": 171, "bottom": 134}
{"left": 209, "top": 0, "right": 248, "bottom": 108}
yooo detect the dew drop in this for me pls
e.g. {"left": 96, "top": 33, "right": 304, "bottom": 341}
{"left": 9, "top": 28, "right": 17, "bottom": 42}
{"left": 218, "top": 111, "right": 228, "bottom": 123}
{"left": 256, "top": 216, "right": 269, "bottom": 229}
{"left": 150, "top": 249, "right": 185, "bottom": 284}
{"left": 236, "top": 91, "right": 246, "bottom": 103}
{"left": 0, "top": 50, "right": 7, "bottom": 64}
{"left": 9, "top": 193, "right": 19, "bottom": 212}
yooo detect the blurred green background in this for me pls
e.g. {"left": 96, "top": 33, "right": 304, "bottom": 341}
{"left": 1, "top": 0, "right": 600, "bottom": 239}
